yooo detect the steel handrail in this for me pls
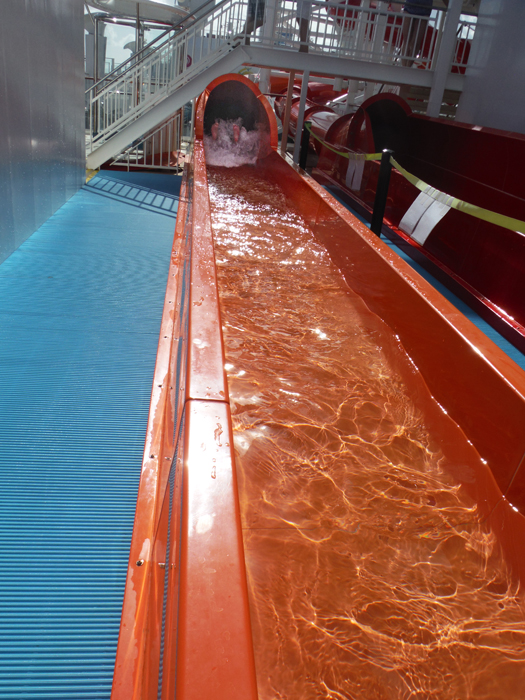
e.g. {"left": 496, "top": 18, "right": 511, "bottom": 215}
{"left": 88, "top": 0, "right": 240, "bottom": 112}
{"left": 87, "top": 0, "right": 473, "bottom": 158}
{"left": 89, "top": 0, "right": 457, "bottom": 101}
{"left": 86, "top": 0, "right": 240, "bottom": 149}
{"left": 89, "top": 0, "right": 464, "bottom": 97}
{"left": 86, "top": 0, "right": 232, "bottom": 105}
{"left": 88, "top": 27, "right": 176, "bottom": 94}
{"left": 86, "top": 0, "right": 232, "bottom": 95}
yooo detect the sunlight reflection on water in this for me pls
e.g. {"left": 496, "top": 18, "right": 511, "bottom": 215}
{"left": 208, "top": 166, "right": 525, "bottom": 700}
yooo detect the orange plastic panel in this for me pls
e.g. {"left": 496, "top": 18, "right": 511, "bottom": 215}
{"left": 110, "top": 167, "right": 190, "bottom": 700}
{"left": 258, "top": 152, "right": 525, "bottom": 516}
{"left": 176, "top": 399, "right": 258, "bottom": 700}
{"left": 159, "top": 429, "right": 186, "bottom": 700}
{"left": 194, "top": 92, "right": 207, "bottom": 142}
{"left": 488, "top": 495, "right": 525, "bottom": 583}
{"left": 506, "top": 453, "right": 525, "bottom": 513}
{"left": 187, "top": 142, "right": 229, "bottom": 402}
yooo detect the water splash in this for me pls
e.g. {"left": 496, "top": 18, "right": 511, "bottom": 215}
{"left": 203, "top": 119, "right": 268, "bottom": 167}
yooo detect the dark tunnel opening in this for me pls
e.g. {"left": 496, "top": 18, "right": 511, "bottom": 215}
{"left": 204, "top": 80, "right": 270, "bottom": 136}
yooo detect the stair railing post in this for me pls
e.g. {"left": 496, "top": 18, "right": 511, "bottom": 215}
{"left": 262, "top": 0, "right": 278, "bottom": 47}
{"left": 426, "top": 0, "right": 463, "bottom": 117}
{"left": 370, "top": 149, "right": 393, "bottom": 237}
{"left": 299, "top": 121, "right": 311, "bottom": 170}
{"left": 280, "top": 70, "right": 295, "bottom": 157}
{"left": 292, "top": 69, "right": 310, "bottom": 164}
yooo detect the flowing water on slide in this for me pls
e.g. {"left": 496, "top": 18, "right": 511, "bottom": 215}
{"left": 207, "top": 165, "right": 525, "bottom": 700}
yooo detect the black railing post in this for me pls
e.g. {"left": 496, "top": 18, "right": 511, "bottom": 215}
{"left": 299, "top": 121, "right": 311, "bottom": 170}
{"left": 370, "top": 149, "right": 393, "bottom": 237}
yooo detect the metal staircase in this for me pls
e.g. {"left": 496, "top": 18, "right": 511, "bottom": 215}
{"left": 86, "top": 0, "right": 251, "bottom": 168}
{"left": 86, "top": 0, "right": 475, "bottom": 170}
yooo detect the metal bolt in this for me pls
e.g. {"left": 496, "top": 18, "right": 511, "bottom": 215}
{"left": 158, "top": 562, "right": 166, "bottom": 569}
{"left": 136, "top": 559, "right": 145, "bottom": 566}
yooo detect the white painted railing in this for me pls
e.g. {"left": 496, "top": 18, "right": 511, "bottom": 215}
{"left": 451, "top": 17, "right": 476, "bottom": 73}
{"left": 298, "top": 2, "right": 437, "bottom": 65}
{"left": 86, "top": 0, "right": 239, "bottom": 152}
{"left": 110, "top": 111, "right": 185, "bottom": 171}
{"left": 86, "top": 0, "right": 474, "bottom": 155}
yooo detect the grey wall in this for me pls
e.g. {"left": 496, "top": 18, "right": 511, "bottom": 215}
{"left": 456, "top": 0, "right": 525, "bottom": 134}
{"left": 0, "top": 0, "right": 85, "bottom": 265}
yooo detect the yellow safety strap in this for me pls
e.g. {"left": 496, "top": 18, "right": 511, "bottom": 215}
{"left": 390, "top": 156, "right": 525, "bottom": 236}
{"left": 304, "top": 122, "right": 382, "bottom": 161}
{"left": 303, "top": 122, "right": 525, "bottom": 235}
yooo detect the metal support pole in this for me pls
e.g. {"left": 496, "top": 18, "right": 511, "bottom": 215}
{"left": 94, "top": 17, "right": 99, "bottom": 85}
{"left": 280, "top": 70, "right": 295, "bottom": 157}
{"left": 426, "top": 0, "right": 463, "bottom": 118}
{"left": 370, "top": 149, "right": 393, "bottom": 236}
{"left": 139, "top": 23, "right": 145, "bottom": 53}
{"left": 371, "top": 1, "right": 388, "bottom": 63}
{"left": 293, "top": 70, "right": 310, "bottom": 164}
{"left": 135, "top": 5, "right": 141, "bottom": 109}
{"left": 364, "top": 81, "right": 375, "bottom": 100}
{"left": 262, "top": 0, "right": 278, "bottom": 46}
{"left": 190, "top": 98, "right": 196, "bottom": 143}
{"left": 345, "top": 79, "right": 358, "bottom": 114}
{"left": 259, "top": 68, "right": 271, "bottom": 96}
{"left": 431, "top": 7, "right": 447, "bottom": 71}
{"left": 299, "top": 121, "right": 311, "bottom": 170}
{"left": 353, "top": 0, "right": 371, "bottom": 58}
{"left": 178, "top": 108, "right": 183, "bottom": 155}
{"left": 136, "top": 4, "right": 141, "bottom": 53}
{"left": 93, "top": 17, "right": 99, "bottom": 136}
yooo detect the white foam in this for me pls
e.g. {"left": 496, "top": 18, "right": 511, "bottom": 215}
{"left": 204, "top": 118, "right": 269, "bottom": 167}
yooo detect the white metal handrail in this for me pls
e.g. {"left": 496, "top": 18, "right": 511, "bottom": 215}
{"left": 88, "top": 0, "right": 225, "bottom": 96}
{"left": 451, "top": 17, "right": 476, "bottom": 72}
{"left": 86, "top": 0, "right": 241, "bottom": 152}
{"left": 86, "top": 0, "right": 474, "bottom": 154}
{"left": 298, "top": 3, "right": 454, "bottom": 68}
{"left": 111, "top": 111, "right": 184, "bottom": 171}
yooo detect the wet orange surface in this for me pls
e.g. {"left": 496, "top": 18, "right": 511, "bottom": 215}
{"left": 207, "top": 165, "right": 525, "bottom": 700}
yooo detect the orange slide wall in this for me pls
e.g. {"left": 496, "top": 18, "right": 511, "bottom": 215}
{"left": 110, "top": 74, "right": 525, "bottom": 700}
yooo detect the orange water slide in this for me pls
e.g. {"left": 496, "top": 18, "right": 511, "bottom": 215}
{"left": 110, "top": 74, "right": 525, "bottom": 700}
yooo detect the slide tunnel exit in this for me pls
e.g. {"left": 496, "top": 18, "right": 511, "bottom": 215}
{"left": 112, "top": 75, "right": 525, "bottom": 700}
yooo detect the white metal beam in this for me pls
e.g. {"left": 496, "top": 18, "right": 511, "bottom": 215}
{"left": 243, "top": 46, "right": 465, "bottom": 92}
{"left": 280, "top": 70, "right": 295, "bottom": 157}
{"left": 426, "top": 0, "right": 464, "bottom": 117}
{"left": 293, "top": 70, "right": 310, "bottom": 164}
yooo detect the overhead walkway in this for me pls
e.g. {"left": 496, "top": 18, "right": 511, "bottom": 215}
{"left": 86, "top": 0, "right": 472, "bottom": 169}
{"left": 0, "top": 171, "right": 180, "bottom": 699}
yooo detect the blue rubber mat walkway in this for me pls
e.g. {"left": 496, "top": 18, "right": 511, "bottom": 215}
{"left": 0, "top": 171, "right": 180, "bottom": 699}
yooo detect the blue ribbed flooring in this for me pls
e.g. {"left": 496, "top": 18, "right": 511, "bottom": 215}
{"left": 0, "top": 172, "right": 180, "bottom": 699}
